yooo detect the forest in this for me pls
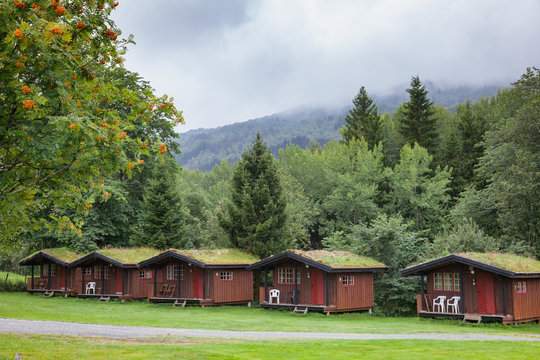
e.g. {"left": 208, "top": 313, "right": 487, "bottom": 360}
{"left": 1, "top": 1, "right": 538, "bottom": 315}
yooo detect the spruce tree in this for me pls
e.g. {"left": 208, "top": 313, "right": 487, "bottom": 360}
{"left": 400, "top": 76, "right": 438, "bottom": 153}
{"left": 219, "top": 133, "right": 288, "bottom": 258}
{"left": 134, "top": 158, "right": 187, "bottom": 250}
{"left": 341, "top": 86, "right": 381, "bottom": 149}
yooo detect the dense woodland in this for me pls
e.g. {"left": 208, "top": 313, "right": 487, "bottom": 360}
{"left": 1, "top": 1, "right": 538, "bottom": 315}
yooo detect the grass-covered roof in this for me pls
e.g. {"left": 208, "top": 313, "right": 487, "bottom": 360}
{"left": 22, "top": 248, "right": 82, "bottom": 264}
{"left": 98, "top": 247, "right": 161, "bottom": 265}
{"left": 458, "top": 252, "right": 540, "bottom": 273}
{"left": 172, "top": 248, "right": 259, "bottom": 264}
{"left": 290, "top": 250, "right": 386, "bottom": 268}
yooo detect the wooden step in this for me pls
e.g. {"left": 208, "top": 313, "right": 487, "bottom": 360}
{"left": 293, "top": 306, "right": 308, "bottom": 314}
{"left": 463, "top": 314, "right": 482, "bottom": 323}
{"left": 98, "top": 296, "right": 110, "bottom": 302}
{"left": 43, "top": 291, "right": 54, "bottom": 297}
{"left": 173, "top": 299, "right": 187, "bottom": 308}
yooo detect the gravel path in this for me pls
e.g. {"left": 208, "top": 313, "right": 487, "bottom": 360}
{"left": 1, "top": 318, "right": 539, "bottom": 342}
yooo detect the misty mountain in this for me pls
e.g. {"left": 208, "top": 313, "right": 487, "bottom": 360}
{"left": 175, "top": 84, "right": 501, "bottom": 171}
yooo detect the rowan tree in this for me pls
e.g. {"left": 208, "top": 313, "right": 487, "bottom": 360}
{"left": 0, "top": 0, "right": 183, "bottom": 252}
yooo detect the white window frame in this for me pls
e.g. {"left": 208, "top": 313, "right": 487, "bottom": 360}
{"left": 434, "top": 273, "right": 443, "bottom": 290}
{"left": 220, "top": 271, "right": 233, "bottom": 281}
{"left": 278, "top": 268, "right": 301, "bottom": 284}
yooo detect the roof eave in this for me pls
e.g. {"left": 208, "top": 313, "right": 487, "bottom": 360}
{"left": 18, "top": 251, "right": 69, "bottom": 267}
{"left": 137, "top": 250, "right": 206, "bottom": 268}
{"left": 400, "top": 254, "right": 516, "bottom": 277}
{"left": 69, "top": 251, "right": 124, "bottom": 268}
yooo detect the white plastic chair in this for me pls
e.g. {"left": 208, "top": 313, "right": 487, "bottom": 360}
{"left": 86, "top": 281, "right": 96, "bottom": 295}
{"left": 269, "top": 289, "right": 280, "bottom": 304}
{"left": 433, "top": 295, "right": 446, "bottom": 313}
{"left": 447, "top": 296, "right": 460, "bottom": 313}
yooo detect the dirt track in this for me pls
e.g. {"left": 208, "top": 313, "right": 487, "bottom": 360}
{"left": 1, "top": 318, "right": 539, "bottom": 341}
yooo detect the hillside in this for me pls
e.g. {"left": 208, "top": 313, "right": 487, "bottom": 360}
{"left": 175, "top": 84, "right": 501, "bottom": 171}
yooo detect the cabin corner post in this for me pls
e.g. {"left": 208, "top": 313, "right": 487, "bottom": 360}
{"left": 82, "top": 268, "right": 85, "bottom": 294}
{"left": 202, "top": 268, "right": 206, "bottom": 300}
{"left": 31, "top": 265, "right": 34, "bottom": 290}
{"left": 460, "top": 267, "right": 465, "bottom": 313}
{"left": 64, "top": 267, "right": 67, "bottom": 290}
{"left": 121, "top": 269, "right": 126, "bottom": 296}
{"left": 293, "top": 263, "right": 298, "bottom": 305}
{"left": 264, "top": 269, "right": 268, "bottom": 302}
{"left": 420, "top": 274, "right": 425, "bottom": 311}
{"left": 47, "top": 262, "right": 51, "bottom": 290}
{"left": 325, "top": 272, "right": 329, "bottom": 307}
{"left": 501, "top": 278, "right": 507, "bottom": 316}
{"left": 101, "top": 264, "right": 105, "bottom": 295}
{"left": 153, "top": 266, "right": 157, "bottom": 297}
{"left": 177, "top": 261, "right": 181, "bottom": 299}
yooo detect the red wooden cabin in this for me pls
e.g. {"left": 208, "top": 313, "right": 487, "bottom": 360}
{"left": 138, "top": 249, "right": 258, "bottom": 306}
{"left": 248, "top": 250, "right": 387, "bottom": 314}
{"left": 68, "top": 248, "right": 160, "bottom": 300}
{"left": 400, "top": 253, "right": 540, "bottom": 324}
{"left": 19, "top": 248, "right": 81, "bottom": 296}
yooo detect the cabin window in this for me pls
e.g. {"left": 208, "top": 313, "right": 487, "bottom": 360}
{"left": 434, "top": 272, "right": 460, "bottom": 291}
{"left": 82, "top": 267, "right": 92, "bottom": 276}
{"left": 443, "top": 273, "right": 453, "bottom": 291}
{"left": 434, "top": 273, "right": 443, "bottom": 290}
{"left": 278, "top": 268, "right": 301, "bottom": 284}
{"left": 453, "top": 273, "right": 461, "bottom": 291}
{"left": 515, "top": 281, "right": 527, "bottom": 293}
{"left": 43, "top": 264, "right": 56, "bottom": 277}
{"left": 167, "top": 265, "right": 184, "bottom": 280}
{"left": 220, "top": 271, "right": 233, "bottom": 281}
{"left": 139, "top": 269, "right": 153, "bottom": 279}
{"left": 94, "top": 266, "right": 102, "bottom": 279}
{"left": 342, "top": 275, "right": 354, "bottom": 286}
{"left": 104, "top": 266, "right": 110, "bottom": 279}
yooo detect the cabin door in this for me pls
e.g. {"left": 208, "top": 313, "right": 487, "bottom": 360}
{"left": 477, "top": 272, "right": 495, "bottom": 314}
{"left": 193, "top": 267, "right": 203, "bottom": 298}
{"left": 310, "top": 268, "right": 325, "bottom": 305}
{"left": 115, "top": 268, "right": 123, "bottom": 295}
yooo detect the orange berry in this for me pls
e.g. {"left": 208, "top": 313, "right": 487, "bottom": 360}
{"left": 13, "top": 1, "right": 26, "bottom": 9}
{"left": 138, "top": 160, "right": 144, "bottom": 165}
{"left": 21, "top": 86, "right": 32, "bottom": 94}
{"left": 76, "top": 22, "right": 85, "bottom": 30}
{"left": 69, "top": 123, "right": 76, "bottom": 129}
{"left": 50, "top": 27, "right": 63, "bottom": 35}
{"left": 14, "top": 29, "right": 23, "bottom": 39}
{"left": 54, "top": 5, "right": 66, "bottom": 15}
{"left": 15, "top": 61, "right": 24, "bottom": 68}
{"left": 160, "top": 143, "right": 167, "bottom": 154}
{"left": 118, "top": 131, "right": 126, "bottom": 139}
{"left": 22, "top": 100, "right": 36, "bottom": 109}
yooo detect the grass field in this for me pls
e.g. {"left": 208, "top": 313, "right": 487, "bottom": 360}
{"left": 1, "top": 334, "right": 540, "bottom": 360}
{"left": 1, "top": 292, "right": 539, "bottom": 336}
{"left": 0, "top": 272, "right": 26, "bottom": 292}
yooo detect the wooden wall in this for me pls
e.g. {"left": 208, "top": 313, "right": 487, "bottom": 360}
{"left": 512, "top": 278, "right": 540, "bottom": 322}
{"left": 269, "top": 260, "right": 311, "bottom": 304}
{"left": 148, "top": 260, "right": 196, "bottom": 298}
{"left": 211, "top": 269, "right": 253, "bottom": 304}
{"left": 26, "top": 261, "right": 76, "bottom": 291}
{"left": 335, "top": 272, "right": 373, "bottom": 311}
{"left": 424, "top": 263, "right": 517, "bottom": 317}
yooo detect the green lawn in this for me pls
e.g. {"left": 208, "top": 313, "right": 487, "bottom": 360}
{"left": 0, "top": 292, "right": 539, "bottom": 336}
{"left": 1, "top": 334, "right": 540, "bottom": 360}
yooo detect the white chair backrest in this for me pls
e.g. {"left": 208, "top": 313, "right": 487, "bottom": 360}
{"left": 269, "top": 289, "right": 280, "bottom": 297}
{"left": 86, "top": 281, "right": 96, "bottom": 289}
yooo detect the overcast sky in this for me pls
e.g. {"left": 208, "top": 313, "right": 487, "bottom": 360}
{"left": 111, "top": 0, "right": 540, "bottom": 132}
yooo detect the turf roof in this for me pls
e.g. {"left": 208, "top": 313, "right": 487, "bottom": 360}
{"left": 457, "top": 252, "right": 540, "bottom": 273}
{"left": 172, "top": 248, "right": 259, "bottom": 264}
{"left": 98, "top": 247, "right": 161, "bottom": 265}
{"left": 290, "top": 250, "right": 386, "bottom": 268}
{"left": 22, "top": 248, "right": 82, "bottom": 263}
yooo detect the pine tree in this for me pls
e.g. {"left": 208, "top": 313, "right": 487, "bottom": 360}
{"left": 400, "top": 76, "right": 438, "bottom": 153}
{"left": 134, "top": 158, "right": 187, "bottom": 250}
{"left": 219, "top": 133, "right": 289, "bottom": 258}
{"left": 340, "top": 86, "right": 381, "bottom": 149}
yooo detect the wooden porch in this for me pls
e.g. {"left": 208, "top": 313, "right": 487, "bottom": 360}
{"left": 148, "top": 297, "right": 215, "bottom": 306}
{"left": 259, "top": 301, "right": 337, "bottom": 313}
{"left": 418, "top": 310, "right": 514, "bottom": 324}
